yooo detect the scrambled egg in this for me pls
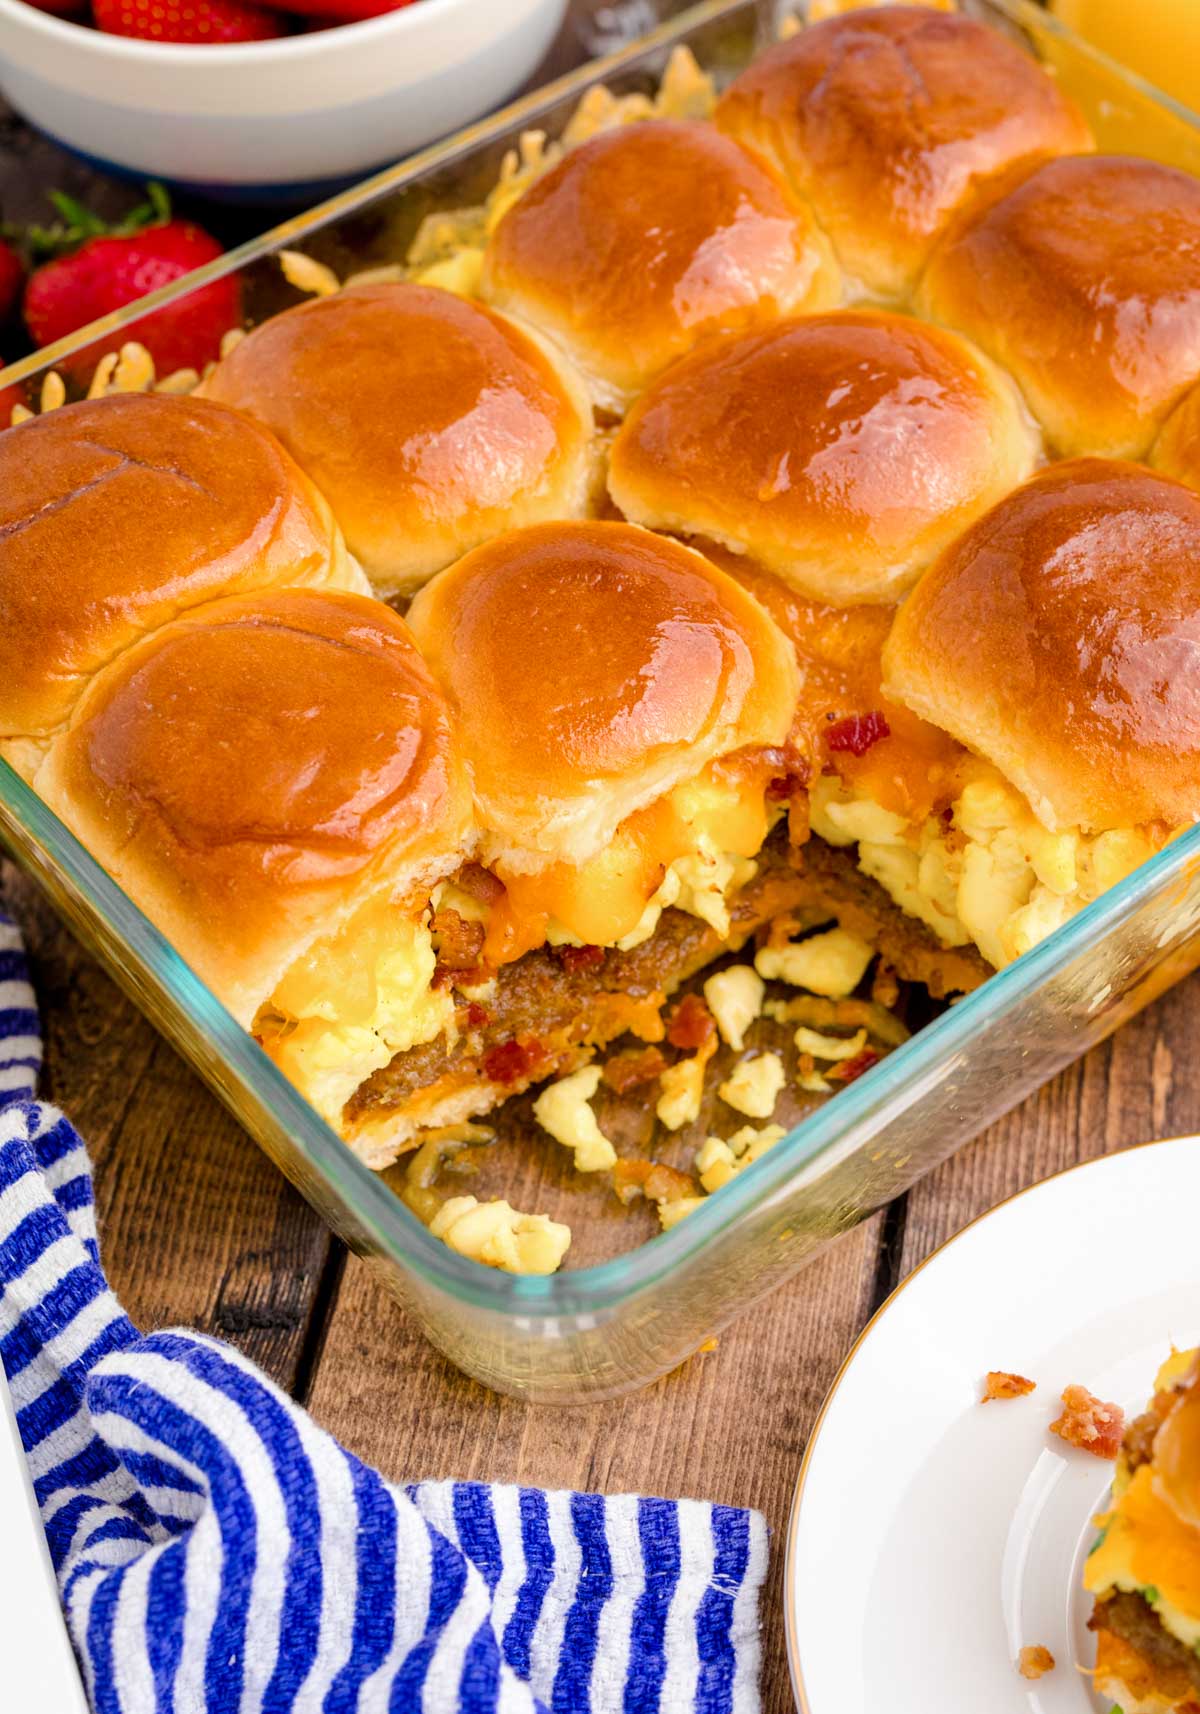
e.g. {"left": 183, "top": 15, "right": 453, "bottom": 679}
{"left": 703, "top": 965, "right": 764, "bottom": 1051}
{"left": 658, "top": 1195, "right": 707, "bottom": 1230}
{"left": 719, "top": 1052, "right": 785, "bottom": 1119}
{"left": 793, "top": 1025, "right": 868, "bottom": 1063}
{"left": 755, "top": 927, "right": 875, "bottom": 998}
{"left": 695, "top": 1124, "right": 787, "bottom": 1193}
{"left": 656, "top": 1054, "right": 708, "bottom": 1130}
{"left": 259, "top": 904, "right": 454, "bottom": 1130}
{"left": 430, "top": 1196, "right": 571, "bottom": 1275}
{"left": 532, "top": 1065, "right": 617, "bottom": 1173}
{"left": 810, "top": 766, "right": 1160, "bottom": 971}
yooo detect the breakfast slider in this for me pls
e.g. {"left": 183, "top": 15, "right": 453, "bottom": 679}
{"left": 715, "top": 4, "right": 1093, "bottom": 303}
{"left": 32, "top": 588, "right": 472, "bottom": 1150}
{"left": 608, "top": 308, "right": 1039, "bottom": 606}
{"left": 201, "top": 281, "right": 595, "bottom": 595}
{"left": 0, "top": 392, "right": 361, "bottom": 779}
{"left": 844, "top": 459, "right": 1200, "bottom": 968}
{"left": 343, "top": 522, "right": 955, "bottom": 1156}
{"left": 478, "top": 118, "right": 839, "bottom": 413}
{"left": 918, "top": 155, "right": 1200, "bottom": 459}
{"left": 1086, "top": 1350, "right": 1200, "bottom": 1714}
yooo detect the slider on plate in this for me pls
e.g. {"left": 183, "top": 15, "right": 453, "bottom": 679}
{"left": 201, "top": 281, "right": 596, "bottom": 596}
{"left": 32, "top": 588, "right": 472, "bottom": 1158}
{"left": 1086, "top": 1350, "right": 1200, "bottom": 1714}
{"left": 478, "top": 117, "right": 839, "bottom": 413}
{"left": 608, "top": 307, "right": 1039, "bottom": 606}
{"left": 0, "top": 393, "right": 361, "bottom": 779}
{"left": 714, "top": 3, "right": 1093, "bottom": 303}
{"left": 918, "top": 155, "right": 1200, "bottom": 459}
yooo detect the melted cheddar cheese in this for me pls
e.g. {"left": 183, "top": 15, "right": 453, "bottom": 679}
{"left": 481, "top": 757, "right": 775, "bottom": 964}
{"left": 1086, "top": 1467, "right": 1200, "bottom": 1651}
{"left": 811, "top": 763, "right": 1163, "bottom": 969}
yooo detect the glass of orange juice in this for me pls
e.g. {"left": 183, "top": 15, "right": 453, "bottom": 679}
{"left": 1049, "top": 0, "right": 1200, "bottom": 114}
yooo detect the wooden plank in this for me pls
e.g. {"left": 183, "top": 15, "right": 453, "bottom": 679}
{"left": 898, "top": 966, "right": 1200, "bottom": 1276}
{"left": 304, "top": 1211, "right": 884, "bottom": 1714}
{"left": 4, "top": 862, "right": 335, "bottom": 1390}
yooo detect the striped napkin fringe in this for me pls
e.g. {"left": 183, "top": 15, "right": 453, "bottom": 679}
{"left": 0, "top": 909, "right": 769, "bottom": 1713}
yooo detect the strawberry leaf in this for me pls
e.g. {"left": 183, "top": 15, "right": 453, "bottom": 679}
{"left": 21, "top": 183, "right": 174, "bottom": 259}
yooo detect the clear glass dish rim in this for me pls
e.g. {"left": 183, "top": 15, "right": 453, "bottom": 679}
{"left": 1, "top": 0, "right": 1197, "bottom": 1321}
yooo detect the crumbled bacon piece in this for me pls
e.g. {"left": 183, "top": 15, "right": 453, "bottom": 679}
{"left": 612, "top": 1158, "right": 653, "bottom": 1205}
{"left": 666, "top": 993, "right": 717, "bottom": 1052}
{"left": 602, "top": 1046, "right": 668, "bottom": 1094}
{"left": 465, "top": 1001, "right": 490, "bottom": 1029}
{"left": 826, "top": 710, "right": 891, "bottom": 757}
{"left": 455, "top": 862, "right": 505, "bottom": 905}
{"left": 1017, "top": 1645, "right": 1055, "bottom": 1680}
{"left": 431, "top": 907, "right": 486, "bottom": 970}
{"left": 554, "top": 943, "right": 606, "bottom": 974}
{"left": 612, "top": 1157, "right": 693, "bottom": 1208}
{"left": 1050, "top": 1385, "right": 1125, "bottom": 1459}
{"left": 644, "top": 1162, "right": 694, "bottom": 1204}
{"left": 481, "top": 1038, "right": 547, "bottom": 1086}
{"left": 828, "top": 1048, "right": 881, "bottom": 1085}
{"left": 983, "top": 1371, "right": 1037, "bottom": 1403}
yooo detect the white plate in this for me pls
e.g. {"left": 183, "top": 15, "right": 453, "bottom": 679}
{"left": 0, "top": 1367, "right": 88, "bottom": 1712}
{"left": 785, "top": 1137, "right": 1200, "bottom": 1714}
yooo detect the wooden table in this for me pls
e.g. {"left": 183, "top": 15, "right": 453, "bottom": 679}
{"left": 4, "top": 8, "right": 1199, "bottom": 1707}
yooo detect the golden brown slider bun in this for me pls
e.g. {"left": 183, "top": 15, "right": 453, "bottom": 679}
{"left": 918, "top": 155, "right": 1200, "bottom": 460}
{"left": 1152, "top": 1370, "right": 1200, "bottom": 1530}
{"left": 1152, "top": 381, "right": 1200, "bottom": 491}
{"left": 0, "top": 392, "right": 358, "bottom": 770}
{"left": 715, "top": 6, "right": 1093, "bottom": 303}
{"left": 34, "top": 588, "right": 469, "bottom": 1028}
{"left": 883, "top": 459, "right": 1200, "bottom": 834}
{"left": 202, "top": 281, "right": 595, "bottom": 596}
{"left": 609, "top": 309, "right": 1039, "bottom": 605}
{"left": 478, "top": 119, "right": 839, "bottom": 414}
{"left": 406, "top": 521, "right": 799, "bottom": 868}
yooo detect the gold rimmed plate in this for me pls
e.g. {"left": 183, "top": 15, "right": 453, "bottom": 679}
{"left": 785, "top": 1138, "right": 1200, "bottom": 1714}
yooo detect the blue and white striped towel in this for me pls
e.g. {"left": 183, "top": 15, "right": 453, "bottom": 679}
{"left": 0, "top": 906, "right": 769, "bottom": 1713}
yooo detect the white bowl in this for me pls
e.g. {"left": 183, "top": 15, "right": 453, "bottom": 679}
{"left": 0, "top": 0, "right": 570, "bottom": 194}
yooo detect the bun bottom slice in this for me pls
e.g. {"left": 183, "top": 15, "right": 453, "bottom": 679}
{"left": 1086, "top": 1351, "right": 1200, "bottom": 1714}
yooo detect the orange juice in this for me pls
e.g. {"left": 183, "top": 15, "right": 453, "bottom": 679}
{"left": 1051, "top": 0, "right": 1200, "bottom": 114}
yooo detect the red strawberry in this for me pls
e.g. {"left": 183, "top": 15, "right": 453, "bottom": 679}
{"left": 290, "top": 0, "right": 414, "bottom": 20}
{"left": 93, "top": 0, "right": 283, "bottom": 43}
{"left": 0, "top": 241, "right": 24, "bottom": 324}
{"left": 22, "top": 185, "right": 241, "bottom": 384}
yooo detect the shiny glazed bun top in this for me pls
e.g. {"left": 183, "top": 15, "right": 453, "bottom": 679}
{"left": 716, "top": 5, "right": 1093, "bottom": 302}
{"left": 202, "top": 281, "right": 595, "bottom": 596}
{"left": 1152, "top": 376, "right": 1200, "bottom": 491}
{"left": 479, "top": 119, "right": 840, "bottom": 413}
{"left": 608, "top": 309, "right": 1039, "bottom": 606}
{"left": 406, "top": 521, "right": 799, "bottom": 869}
{"left": 0, "top": 392, "right": 356, "bottom": 758}
{"left": 883, "top": 460, "right": 1200, "bottom": 834}
{"left": 35, "top": 589, "right": 468, "bottom": 1028}
{"left": 918, "top": 155, "right": 1200, "bottom": 460}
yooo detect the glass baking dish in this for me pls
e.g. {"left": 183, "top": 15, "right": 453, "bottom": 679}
{"left": 3, "top": 0, "right": 1200, "bottom": 1403}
